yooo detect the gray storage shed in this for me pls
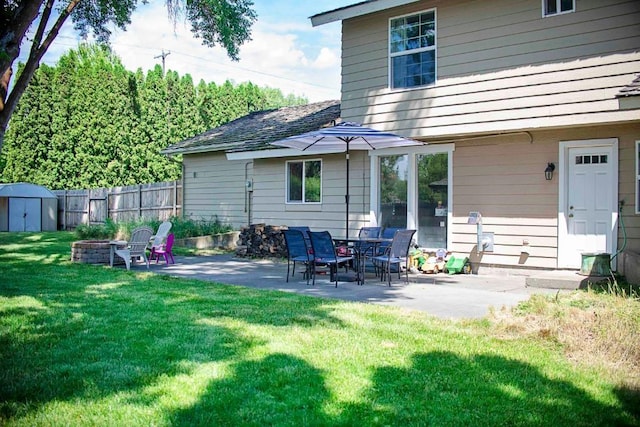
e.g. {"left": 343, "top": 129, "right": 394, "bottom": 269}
{"left": 0, "top": 183, "right": 58, "bottom": 232}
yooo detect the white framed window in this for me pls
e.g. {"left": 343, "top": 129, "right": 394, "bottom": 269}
{"left": 286, "top": 159, "right": 322, "bottom": 204}
{"left": 543, "top": 0, "right": 575, "bottom": 17}
{"left": 636, "top": 141, "right": 640, "bottom": 214}
{"left": 389, "top": 9, "right": 436, "bottom": 89}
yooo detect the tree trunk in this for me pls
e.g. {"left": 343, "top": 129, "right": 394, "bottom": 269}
{"left": 0, "top": 0, "right": 80, "bottom": 150}
{"left": 0, "top": 0, "right": 44, "bottom": 82}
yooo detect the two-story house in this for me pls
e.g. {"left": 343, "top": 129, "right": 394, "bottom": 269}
{"left": 165, "top": 0, "right": 639, "bottom": 278}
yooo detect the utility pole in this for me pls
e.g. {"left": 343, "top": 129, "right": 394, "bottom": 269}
{"left": 154, "top": 50, "right": 171, "bottom": 137}
{"left": 154, "top": 50, "right": 171, "bottom": 75}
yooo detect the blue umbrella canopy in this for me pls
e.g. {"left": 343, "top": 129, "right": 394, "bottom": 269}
{"left": 271, "top": 122, "right": 423, "bottom": 238}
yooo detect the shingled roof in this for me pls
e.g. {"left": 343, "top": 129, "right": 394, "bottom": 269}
{"left": 617, "top": 74, "right": 640, "bottom": 97}
{"left": 162, "top": 100, "right": 341, "bottom": 156}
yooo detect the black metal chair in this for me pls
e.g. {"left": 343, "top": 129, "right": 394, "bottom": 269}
{"left": 370, "top": 229, "right": 416, "bottom": 286}
{"left": 282, "top": 229, "right": 312, "bottom": 285}
{"left": 354, "top": 226, "right": 381, "bottom": 275}
{"left": 308, "top": 231, "right": 354, "bottom": 287}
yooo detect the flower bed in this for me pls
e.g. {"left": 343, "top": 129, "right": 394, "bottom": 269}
{"left": 71, "top": 240, "right": 124, "bottom": 264}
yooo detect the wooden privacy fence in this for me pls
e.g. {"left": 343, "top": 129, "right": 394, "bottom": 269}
{"left": 54, "top": 181, "right": 182, "bottom": 230}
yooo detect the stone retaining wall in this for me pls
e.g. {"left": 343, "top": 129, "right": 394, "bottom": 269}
{"left": 71, "top": 240, "right": 125, "bottom": 264}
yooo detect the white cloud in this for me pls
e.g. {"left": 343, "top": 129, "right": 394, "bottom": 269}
{"left": 18, "top": 1, "right": 347, "bottom": 102}
{"left": 104, "top": 2, "right": 342, "bottom": 102}
{"left": 311, "top": 47, "right": 339, "bottom": 69}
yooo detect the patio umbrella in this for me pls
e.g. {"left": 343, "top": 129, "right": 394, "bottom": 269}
{"left": 271, "top": 121, "right": 423, "bottom": 238}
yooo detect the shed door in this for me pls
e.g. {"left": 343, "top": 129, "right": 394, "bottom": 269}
{"left": 9, "top": 198, "right": 41, "bottom": 232}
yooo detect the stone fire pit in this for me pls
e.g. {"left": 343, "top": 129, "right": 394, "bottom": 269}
{"left": 71, "top": 240, "right": 125, "bottom": 265}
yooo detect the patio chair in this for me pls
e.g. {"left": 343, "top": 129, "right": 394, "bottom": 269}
{"left": 378, "top": 227, "right": 402, "bottom": 251}
{"left": 308, "top": 231, "right": 354, "bottom": 287}
{"left": 354, "top": 226, "right": 381, "bottom": 273}
{"left": 287, "top": 226, "right": 312, "bottom": 253}
{"left": 282, "top": 229, "right": 312, "bottom": 285}
{"left": 152, "top": 233, "right": 175, "bottom": 265}
{"left": 370, "top": 229, "right": 416, "bottom": 286}
{"left": 149, "top": 220, "right": 172, "bottom": 259}
{"left": 114, "top": 226, "right": 154, "bottom": 270}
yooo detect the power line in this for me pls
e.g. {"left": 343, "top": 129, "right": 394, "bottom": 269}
{"left": 42, "top": 36, "right": 340, "bottom": 95}
{"left": 154, "top": 50, "right": 171, "bottom": 75}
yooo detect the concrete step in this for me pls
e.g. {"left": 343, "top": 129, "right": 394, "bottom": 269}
{"left": 525, "top": 270, "right": 612, "bottom": 290}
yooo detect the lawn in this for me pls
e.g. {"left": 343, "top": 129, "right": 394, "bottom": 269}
{"left": 1, "top": 232, "right": 638, "bottom": 426}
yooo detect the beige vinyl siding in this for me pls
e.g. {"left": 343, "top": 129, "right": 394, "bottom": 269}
{"left": 340, "top": 0, "right": 640, "bottom": 137}
{"left": 615, "top": 127, "right": 640, "bottom": 254}
{"left": 182, "top": 152, "right": 250, "bottom": 229}
{"left": 447, "top": 123, "right": 640, "bottom": 269}
{"left": 449, "top": 133, "right": 559, "bottom": 268}
{"left": 251, "top": 151, "right": 371, "bottom": 238}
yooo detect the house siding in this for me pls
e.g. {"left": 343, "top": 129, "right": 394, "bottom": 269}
{"left": 328, "top": 0, "right": 640, "bottom": 270}
{"left": 339, "top": 0, "right": 640, "bottom": 136}
{"left": 449, "top": 123, "right": 640, "bottom": 269}
{"left": 182, "top": 152, "right": 251, "bottom": 229}
{"left": 251, "top": 151, "right": 371, "bottom": 238}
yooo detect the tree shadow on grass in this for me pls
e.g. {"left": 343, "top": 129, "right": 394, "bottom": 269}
{"left": 161, "top": 350, "right": 638, "bottom": 426}
{"left": 0, "top": 264, "right": 346, "bottom": 421}
{"left": 336, "top": 351, "right": 638, "bottom": 426}
{"left": 169, "top": 353, "right": 330, "bottom": 426}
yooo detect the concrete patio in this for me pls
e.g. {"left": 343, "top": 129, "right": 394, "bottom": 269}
{"left": 134, "top": 254, "right": 605, "bottom": 320}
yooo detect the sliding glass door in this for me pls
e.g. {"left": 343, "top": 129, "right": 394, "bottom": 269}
{"left": 376, "top": 147, "right": 451, "bottom": 249}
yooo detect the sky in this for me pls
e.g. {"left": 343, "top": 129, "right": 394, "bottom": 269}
{"left": 18, "top": 1, "right": 355, "bottom": 102}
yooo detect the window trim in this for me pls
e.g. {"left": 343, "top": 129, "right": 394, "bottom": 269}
{"left": 636, "top": 141, "right": 640, "bottom": 214}
{"left": 285, "top": 158, "right": 322, "bottom": 205}
{"left": 388, "top": 8, "right": 437, "bottom": 91}
{"left": 542, "top": 0, "right": 575, "bottom": 17}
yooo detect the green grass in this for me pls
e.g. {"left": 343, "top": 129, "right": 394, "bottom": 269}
{"left": 1, "top": 232, "right": 638, "bottom": 426}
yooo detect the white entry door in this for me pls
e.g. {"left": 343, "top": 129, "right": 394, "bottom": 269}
{"left": 558, "top": 140, "right": 617, "bottom": 268}
{"left": 9, "top": 198, "right": 41, "bottom": 232}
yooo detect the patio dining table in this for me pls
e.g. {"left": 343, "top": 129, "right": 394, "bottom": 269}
{"left": 333, "top": 237, "right": 393, "bottom": 285}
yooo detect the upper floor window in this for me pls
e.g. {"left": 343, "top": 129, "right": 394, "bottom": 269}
{"left": 287, "top": 159, "right": 322, "bottom": 203}
{"left": 543, "top": 0, "right": 575, "bottom": 16}
{"left": 389, "top": 10, "right": 436, "bottom": 89}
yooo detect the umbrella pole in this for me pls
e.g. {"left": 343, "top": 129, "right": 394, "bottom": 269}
{"left": 345, "top": 145, "right": 349, "bottom": 239}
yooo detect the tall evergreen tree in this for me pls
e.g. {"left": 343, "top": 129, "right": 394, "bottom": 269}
{"left": 0, "top": 43, "right": 308, "bottom": 189}
{"left": 0, "top": 0, "right": 257, "bottom": 149}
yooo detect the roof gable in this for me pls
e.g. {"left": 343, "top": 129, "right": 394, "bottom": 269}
{"left": 162, "top": 100, "right": 341, "bottom": 156}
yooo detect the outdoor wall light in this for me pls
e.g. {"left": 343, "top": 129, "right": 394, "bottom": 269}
{"left": 545, "top": 162, "right": 555, "bottom": 181}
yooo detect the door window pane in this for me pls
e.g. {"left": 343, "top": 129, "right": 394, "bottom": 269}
{"left": 417, "top": 153, "right": 448, "bottom": 249}
{"left": 379, "top": 155, "right": 408, "bottom": 228}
